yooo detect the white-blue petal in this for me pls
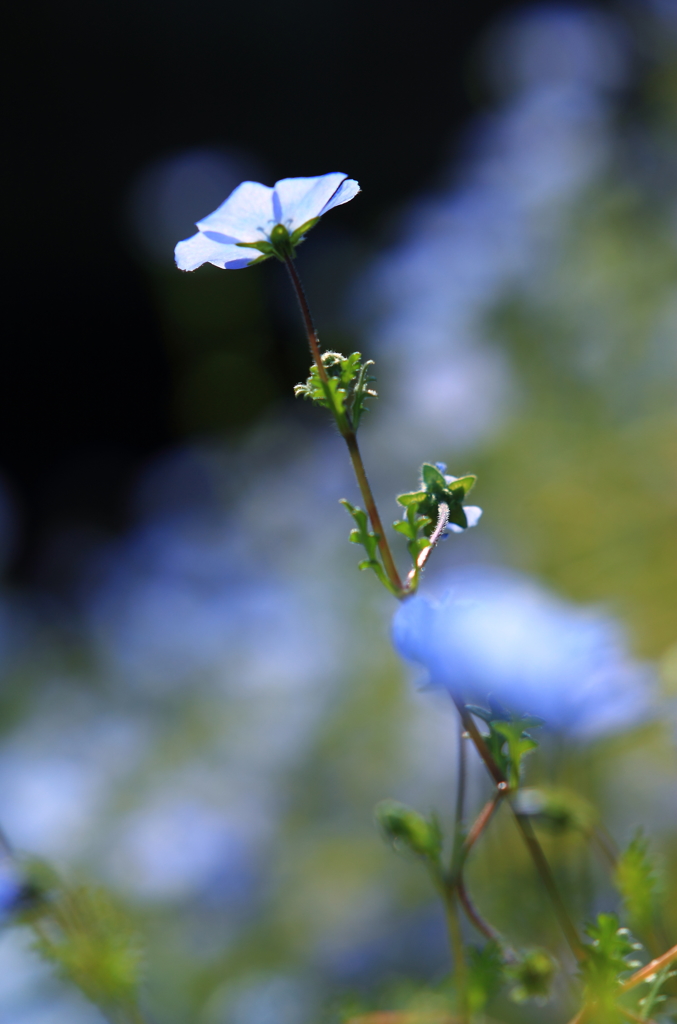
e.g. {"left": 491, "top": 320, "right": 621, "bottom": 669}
{"left": 273, "top": 173, "right": 354, "bottom": 231}
{"left": 195, "top": 181, "right": 274, "bottom": 243}
{"left": 320, "top": 177, "right": 361, "bottom": 215}
{"left": 174, "top": 231, "right": 259, "bottom": 272}
{"left": 464, "top": 507, "right": 483, "bottom": 528}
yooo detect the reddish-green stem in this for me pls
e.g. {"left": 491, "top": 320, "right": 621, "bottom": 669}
{"left": 454, "top": 700, "right": 586, "bottom": 963}
{"left": 285, "top": 257, "right": 405, "bottom": 595}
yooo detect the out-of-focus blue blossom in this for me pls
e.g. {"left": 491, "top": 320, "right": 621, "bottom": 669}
{"left": 109, "top": 787, "right": 265, "bottom": 903}
{"left": 0, "top": 701, "right": 148, "bottom": 861}
{"left": 357, "top": 6, "right": 628, "bottom": 460}
{"left": 175, "top": 173, "right": 360, "bottom": 271}
{"left": 392, "top": 567, "right": 655, "bottom": 738}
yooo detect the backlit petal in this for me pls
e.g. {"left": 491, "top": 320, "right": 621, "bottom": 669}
{"left": 464, "top": 507, "right": 483, "bottom": 528}
{"left": 196, "top": 181, "right": 274, "bottom": 242}
{"left": 175, "top": 231, "right": 258, "bottom": 271}
{"left": 320, "top": 177, "right": 361, "bottom": 214}
{"left": 273, "top": 173, "right": 350, "bottom": 231}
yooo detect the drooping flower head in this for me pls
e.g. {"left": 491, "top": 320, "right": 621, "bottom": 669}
{"left": 175, "top": 172, "right": 360, "bottom": 271}
{"left": 392, "top": 566, "right": 655, "bottom": 738}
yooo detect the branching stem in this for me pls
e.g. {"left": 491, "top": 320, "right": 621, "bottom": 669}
{"left": 453, "top": 699, "right": 586, "bottom": 963}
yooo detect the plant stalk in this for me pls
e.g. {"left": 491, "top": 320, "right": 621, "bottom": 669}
{"left": 285, "top": 257, "right": 405, "bottom": 595}
{"left": 454, "top": 699, "right": 586, "bottom": 963}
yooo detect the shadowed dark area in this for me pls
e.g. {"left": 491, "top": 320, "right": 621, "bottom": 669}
{"left": 3, "top": 0, "right": 616, "bottom": 576}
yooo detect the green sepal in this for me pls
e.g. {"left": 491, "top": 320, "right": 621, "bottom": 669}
{"left": 242, "top": 252, "right": 273, "bottom": 267}
{"left": 235, "top": 240, "right": 276, "bottom": 254}
{"left": 421, "top": 463, "right": 447, "bottom": 489}
{"left": 447, "top": 474, "right": 477, "bottom": 495}
{"left": 290, "top": 217, "right": 320, "bottom": 246}
{"left": 397, "top": 490, "right": 428, "bottom": 507}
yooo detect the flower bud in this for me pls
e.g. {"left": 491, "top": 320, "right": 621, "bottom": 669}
{"left": 507, "top": 949, "right": 557, "bottom": 1003}
{"left": 375, "top": 799, "right": 441, "bottom": 861}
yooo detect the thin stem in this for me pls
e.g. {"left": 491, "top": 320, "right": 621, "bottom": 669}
{"left": 344, "top": 432, "right": 405, "bottom": 593}
{"left": 460, "top": 791, "right": 503, "bottom": 865}
{"left": 512, "top": 810, "right": 586, "bottom": 962}
{"left": 285, "top": 258, "right": 328, "bottom": 383}
{"left": 442, "top": 887, "right": 469, "bottom": 1024}
{"left": 407, "top": 502, "right": 450, "bottom": 584}
{"left": 621, "top": 943, "right": 677, "bottom": 993}
{"left": 457, "top": 878, "right": 501, "bottom": 942}
{"left": 451, "top": 722, "right": 467, "bottom": 873}
{"left": 285, "top": 257, "right": 405, "bottom": 595}
{"left": 452, "top": 698, "right": 586, "bottom": 963}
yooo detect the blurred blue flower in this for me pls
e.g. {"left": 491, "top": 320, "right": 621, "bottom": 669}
{"left": 175, "top": 172, "right": 360, "bottom": 271}
{"left": 392, "top": 567, "right": 655, "bottom": 738}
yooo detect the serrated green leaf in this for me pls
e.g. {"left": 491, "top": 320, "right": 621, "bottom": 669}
{"left": 392, "top": 520, "right": 415, "bottom": 538}
{"left": 615, "top": 829, "right": 658, "bottom": 931}
{"left": 583, "top": 914, "right": 642, "bottom": 1004}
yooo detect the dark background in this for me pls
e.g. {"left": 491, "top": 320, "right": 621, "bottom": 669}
{"left": 5, "top": 0, "right": 616, "bottom": 581}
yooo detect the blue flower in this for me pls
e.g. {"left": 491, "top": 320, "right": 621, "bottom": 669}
{"left": 392, "top": 566, "right": 655, "bottom": 738}
{"left": 175, "top": 172, "right": 360, "bottom": 271}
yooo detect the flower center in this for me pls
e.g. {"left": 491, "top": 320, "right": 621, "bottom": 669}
{"left": 268, "top": 223, "right": 294, "bottom": 259}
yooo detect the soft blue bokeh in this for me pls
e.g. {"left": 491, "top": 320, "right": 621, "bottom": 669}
{"left": 392, "top": 566, "right": 656, "bottom": 737}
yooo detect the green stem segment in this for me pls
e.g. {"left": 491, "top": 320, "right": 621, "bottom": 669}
{"left": 442, "top": 886, "right": 470, "bottom": 1023}
{"left": 285, "top": 257, "right": 405, "bottom": 595}
{"left": 455, "top": 700, "right": 586, "bottom": 964}
{"left": 287, "top": 251, "right": 588, "bottom": 975}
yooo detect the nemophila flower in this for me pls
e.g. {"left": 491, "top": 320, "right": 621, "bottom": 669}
{"left": 392, "top": 567, "right": 655, "bottom": 738}
{"left": 175, "top": 172, "right": 360, "bottom": 271}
